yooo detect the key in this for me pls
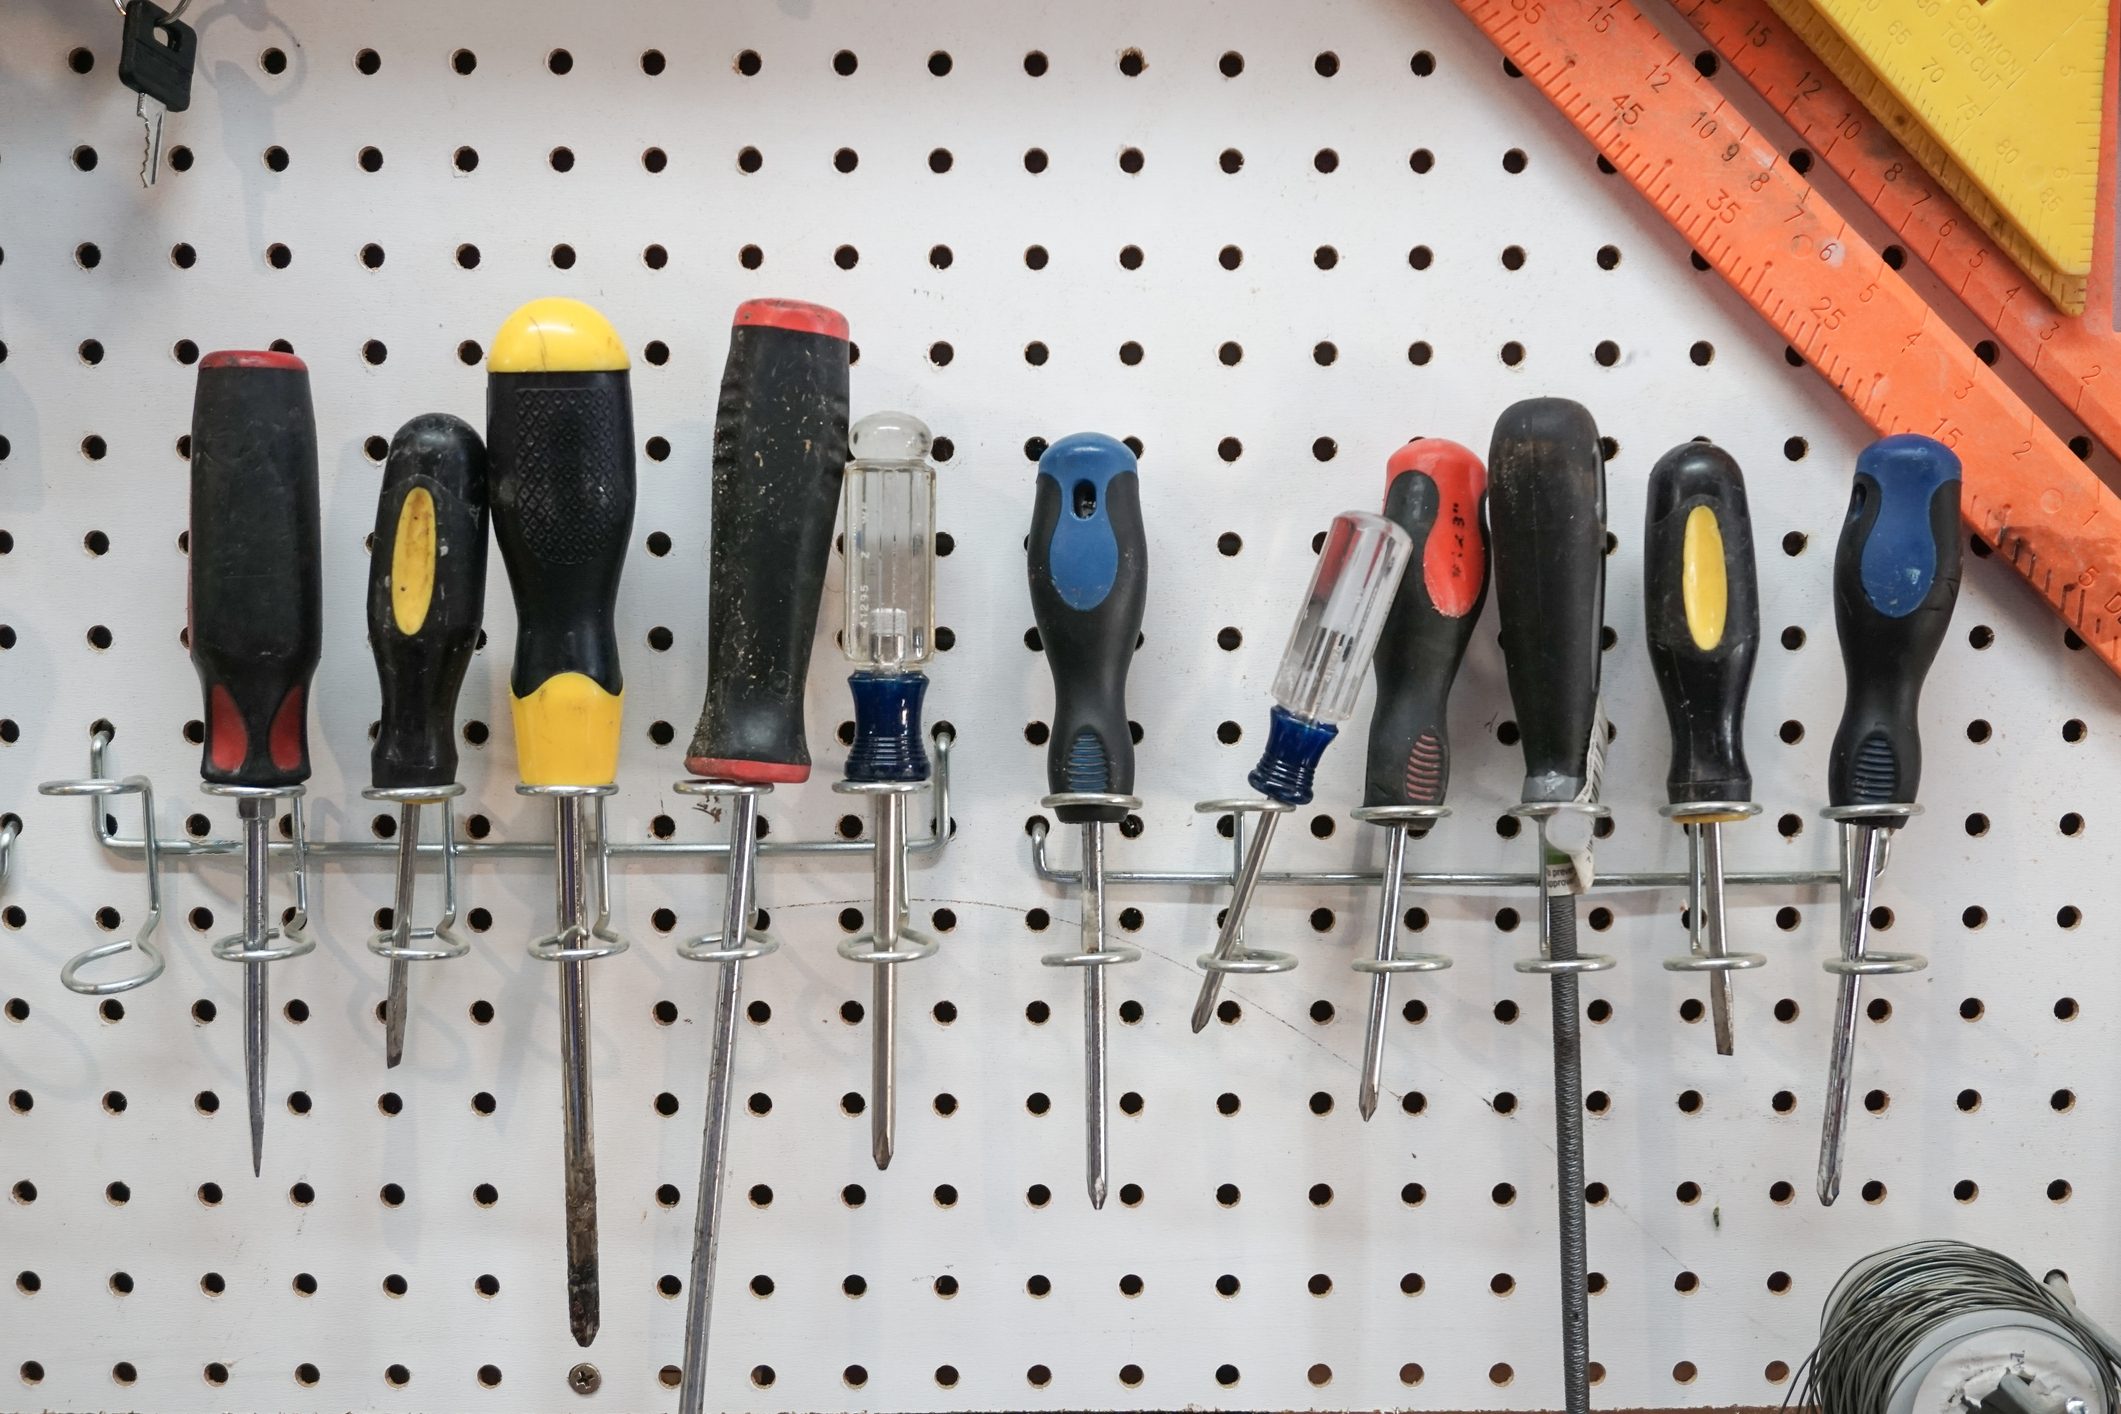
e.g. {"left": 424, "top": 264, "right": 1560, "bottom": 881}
{"left": 118, "top": 0, "right": 196, "bottom": 187}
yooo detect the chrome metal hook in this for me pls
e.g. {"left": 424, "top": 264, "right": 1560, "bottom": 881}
{"left": 673, "top": 780, "right": 778, "bottom": 966}
{"left": 38, "top": 775, "right": 167, "bottom": 994}
{"left": 362, "top": 786, "right": 468, "bottom": 965}
{"left": 519, "top": 785, "right": 631, "bottom": 964}
{"left": 202, "top": 785, "right": 315, "bottom": 966}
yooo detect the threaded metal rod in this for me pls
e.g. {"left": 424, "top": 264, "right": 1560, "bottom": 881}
{"left": 1540, "top": 837, "right": 1591, "bottom": 1414}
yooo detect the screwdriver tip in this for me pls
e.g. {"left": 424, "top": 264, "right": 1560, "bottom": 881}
{"left": 872, "top": 1139, "right": 893, "bottom": 1172}
{"left": 1089, "top": 1177, "right": 1107, "bottom": 1210}
{"left": 568, "top": 1277, "right": 600, "bottom": 1348}
{"left": 1358, "top": 1090, "right": 1378, "bottom": 1123}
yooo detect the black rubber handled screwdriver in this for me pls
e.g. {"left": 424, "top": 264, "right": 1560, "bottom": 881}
{"left": 1643, "top": 441, "right": 1764, "bottom": 1057}
{"left": 1488, "top": 397, "right": 1608, "bottom": 1414}
{"left": 365, "top": 414, "right": 488, "bottom": 1068}
{"left": 678, "top": 299, "right": 851, "bottom": 1414}
{"left": 187, "top": 348, "right": 321, "bottom": 1179}
{"left": 486, "top": 297, "right": 636, "bottom": 1346}
{"left": 1817, "top": 433, "right": 1961, "bottom": 1206}
{"left": 1029, "top": 432, "right": 1147, "bottom": 1211}
{"left": 1355, "top": 437, "right": 1489, "bottom": 1121}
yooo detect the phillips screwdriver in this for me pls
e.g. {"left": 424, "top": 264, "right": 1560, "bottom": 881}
{"left": 1816, "top": 434, "right": 1960, "bottom": 1206}
{"left": 834, "top": 412, "right": 943, "bottom": 1172}
{"left": 1489, "top": 396, "right": 1610, "bottom": 1414}
{"left": 1353, "top": 439, "right": 1489, "bottom": 1122}
{"left": 486, "top": 297, "right": 636, "bottom": 1346}
{"left": 677, "top": 299, "right": 851, "bottom": 1414}
{"left": 364, "top": 414, "right": 488, "bottom": 1068}
{"left": 1027, "top": 433, "right": 1148, "bottom": 1211}
{"left": 188, "top": 348, "right": 321, "bottom": 1178}
{"left": 1643, "top": 441, "right": 1765, "bottom": 1057}
{"left": 1189, "top": 510, "right": 1411, "bottom": 1033}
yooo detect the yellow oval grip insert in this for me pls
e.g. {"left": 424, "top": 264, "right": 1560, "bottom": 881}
{"left": 390, "top": 487, "right": 437, "bottom": 637}
{"left": 1681, "top": 504, "right": 1727, "bottom": 651}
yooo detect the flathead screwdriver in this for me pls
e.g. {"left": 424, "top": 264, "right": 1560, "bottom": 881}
{"left": 1489, "top": 396, "right": 1609, "bottom": 1414}
{"left": 1028, "top": 433, "right": 1148, "bottom": 1210}
{"left": 365, "top": 414, "right": 488, "bottom": 1068}
{"left": 1643, "top": 441, "right": 1764, "bottom": 1056}
{"left": 486, "top": 297, "right": 637, "bottom": 1346}
{"left": 1354, "top": 438, "right": 1489, "bottom": 1121}
{"left": 678, "top": 299, "right": 852, "bottom": 1414}
{"left": 1817, "top": 434, "right": 1961, "bottom": 1206}
{"left": 186, "top": 349, "right": 322, "bottom": 1178}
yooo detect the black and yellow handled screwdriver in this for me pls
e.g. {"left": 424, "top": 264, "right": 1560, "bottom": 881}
{"left": 1028, "top": 433, "right": 1149, "bottom": 1212}
{"left": 1816, "top": 434, "right": 1961, "bottom": 1206}
{"left": 677, "top": 299, "right": 851, "bottom": 1414}
{"left": 188, "top": 348, "right": 322, "bottom": 1178}
{"left": 1642, "top": 441, "right": 1764, "bottom": 1057}
{"left": 486, "top": 297, "right": 635, "bottom": 1346}
{"left": 364, "top": 414, "right": 488, "bottom": 1068}
{"left": 1353, "top": 438, "right": 1489, "bottom": 1122}
{"left": 1489, "top": 396, "right": 1609, "bottom": 1414}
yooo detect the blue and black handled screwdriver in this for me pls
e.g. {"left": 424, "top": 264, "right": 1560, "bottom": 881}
{"left": 1816, "top": 434, "right": 1961, "bottom": 1206}
{"left": 1028, "top": 432, "right": 1147, "bottom": 1211}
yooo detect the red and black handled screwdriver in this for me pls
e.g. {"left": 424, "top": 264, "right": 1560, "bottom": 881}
{"left": 1643, "top": 441, "right": 1764, "bottom": 1057}
{"left": 187, "top": 349, "right": 322, "bottom": 1178}
{"left": 1353, "top": 438, "right": 1489, "bottom": 1121}
{"left": 364, "top": 414, "right": 488, "bottom": 1068}
{"left": 677, "top": 299, "right": 851, "bottom": 1414}
{"left": 486, "top": 297, "right": 636, "bottom": 1346}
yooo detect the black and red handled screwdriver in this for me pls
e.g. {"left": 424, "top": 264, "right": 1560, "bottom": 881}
{"left": 677, "top": 299, "right": 851, "bottom": 1414}
{"left": 486, "top": 297, "right": 636, "bottom": 1346}
{"left": 187, "top": 349, "right": 322, "bottom": 1179}
{"left": 1353, "top": 438, "right": 1489, "bottom": 1122}
{"left": 1643, "top": 441, "right": 1765, "bottom": 1057}
{"left": 364, "top": 414, "right": 488, "bottom": 1068}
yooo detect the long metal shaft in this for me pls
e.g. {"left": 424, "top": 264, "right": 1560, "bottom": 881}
{"left": 240, "top": 799, "right": 271, "bottom": 1177}
{"left": 553, "top": 797, "right": 599, "bottom": 1347}
{"left": 1818, "top": 820, "right": 1882, "bottom": 1207}
{"left": 870, "top": 793, "right": 907, "bottom": 1171}
{"left": 1080, "top": 821, "right": 1110, "bottom": 1210}
{"left": 1357, "top": 825, "right": 1411, "bottom": 1122}
{"left": 1698, "top": 822, "right": 1736, "bottom": 1055}
{"left": 383, "top": 801, "right": 420, "bottom": 1069}
{"left": 1188, "top": 811, "right": 1283, "bottom": 1033}
{"left": 679, "top": 790, "right": 761, "bottom": 1414}
{"left": 1537, "top": 824, "right": 1592, "bottom": 1414}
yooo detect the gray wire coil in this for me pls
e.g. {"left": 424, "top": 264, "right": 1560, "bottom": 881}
{"left": 1798, "top": 1240, "right": 2121, "bottom": 1414}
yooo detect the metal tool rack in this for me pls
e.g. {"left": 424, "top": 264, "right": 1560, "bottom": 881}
{"left": 2, "top": 2, "right": 2117, "bottom": 1411}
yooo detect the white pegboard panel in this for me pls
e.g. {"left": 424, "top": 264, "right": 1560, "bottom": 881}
{"left": 2, "top": 1, "right": 2120, "bottom": 1411}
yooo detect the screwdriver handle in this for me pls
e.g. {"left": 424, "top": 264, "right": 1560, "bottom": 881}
{"left": 1028, "top": 434, "right": 1147, "bottom": 825}
{"left": 367, "top": 414, "right": 490, "bottom": 791}
{"left": 187, "top": 351, "right": 322, "bottom": 789}
{"left": 685, "top": 300, "right": 852, "bottom": 784}
{"left": 485, "top": 299, "right": 635, "bottom": 789}
{"left": 1643, "top": 442, "right": 1760, "bottom": 806}
{"left": 1487, "top": 398, "right": 1607, "bottom": 805}
{"left": 1364, "top": 438, "right": 1489, "bottom": 814}
{"left": 1828, "top": 434, "right": 1962, "bottom": 808}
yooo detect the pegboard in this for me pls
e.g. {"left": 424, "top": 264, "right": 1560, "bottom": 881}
{"left": 2, "top": 1, "right": 2119, "bottom": 1411}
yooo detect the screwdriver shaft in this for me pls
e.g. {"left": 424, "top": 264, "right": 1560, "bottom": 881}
{"left": 1189, "top": 811, "right": 1283, "bottom": 1033}
{"left": 383, "top": 801, "right": 420, "bottom": 1069}
{"left": 1699, "top": 822, "right": 1736, "bottom": 1055}
{"left": 1537, "top": 830, "right": 1591, "bottom": 1414}
{"left": 553, "top": 797, "right": 600, "bottom": 1346}
{"left": 1818, "top": 820, "right": 1882, "bottom": 1207}
{"left": 680, "top": 789, "right": 761, "bottom": 1414}
{"left": 1080, "top": 822, "right": 1111, "bottom": 1210}
{"left": 241, "top": 799, "right": 271, "bottom": 1177}
{"left": 870, "top": 792, "right": 907, "bottom": 1171}
{"left": 1358, "top": 825, "right": 1410, "bottom": 1122}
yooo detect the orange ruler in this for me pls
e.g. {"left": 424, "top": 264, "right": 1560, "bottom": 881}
{"left": 1449, "top": 0, "right": 2121, "bottom": 679}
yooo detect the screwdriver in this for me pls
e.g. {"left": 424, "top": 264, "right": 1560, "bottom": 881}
{"left": 1642, "top": 441, "right": 1766, "bottom": 1056}
{"left": 1817, "top": 434, "right": 1961, "bottom": 1206}
{"left": 1353, "top": 438, "right": 1489, "bottom": 1122}
{"left": 677, "top": 299, "right": 850, "bottom": 1414}
{"left": 834, "top": 411, "right": 942, "bottom": 1172}
{"left": 187, "top": 348, "right": 321, "bottom": 1178}
{"left": 364, "top": 414, "right": 488, "bottom": 1068}
{"left": 486, "top": 297, "right": 636, "bottom": 1347}
{"left": 1488, "top": 396, "right": 1610, "bottom": 1414}
{"left": 1189, "top": 510, "right": 1411, "bottom": 1033}
{"left": 1027, "top": 433, "right": 1147, "bottom": 1210}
